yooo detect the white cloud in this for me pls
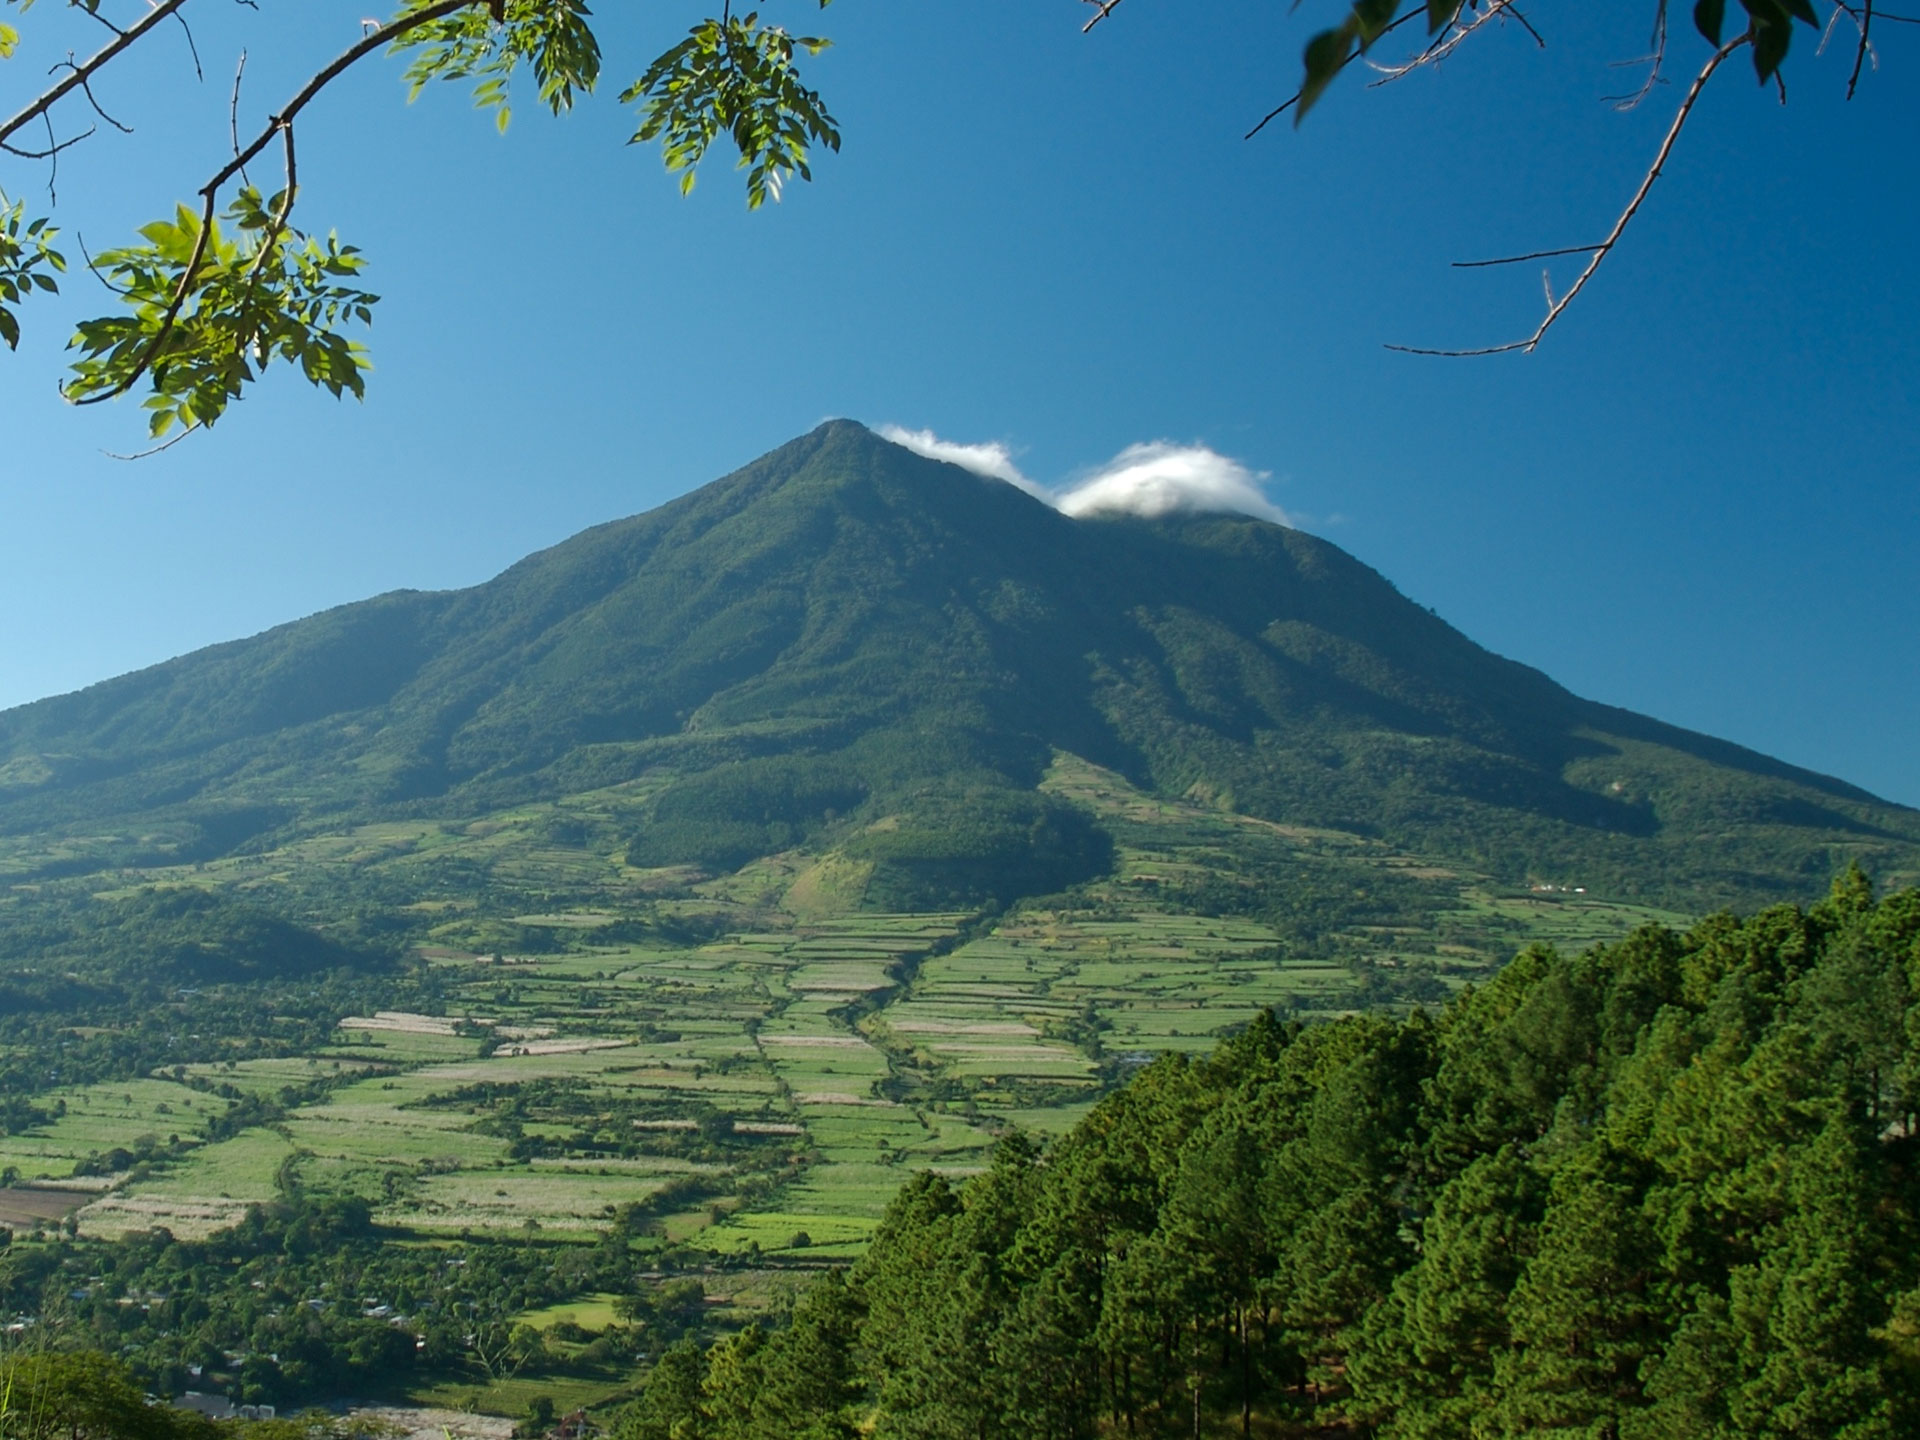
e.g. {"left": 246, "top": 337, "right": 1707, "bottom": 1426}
{"left": 879, "top": 424, "right": 1289, "bottom": 526}
{"left": 1055, "top": 442, "right": 1288, "bottom": 524}
{"left": 876, "top": 426, "right": 1049, "bottom": 499}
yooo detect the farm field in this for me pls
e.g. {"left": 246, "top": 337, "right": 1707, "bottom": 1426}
{"left": 3, "top": 749, "right": 1691, "bottom": 1370}
{"left": 0, "top": 1185, "right": 88, "bottom": 1229}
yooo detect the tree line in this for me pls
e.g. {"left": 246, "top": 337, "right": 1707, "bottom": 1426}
{"left": 0, "top": 1189, "right": 713, "bottom": 1407}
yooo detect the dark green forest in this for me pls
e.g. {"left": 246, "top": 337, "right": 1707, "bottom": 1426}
{"left": 613, "top": 870, "right": 1920, "bottom": 1438}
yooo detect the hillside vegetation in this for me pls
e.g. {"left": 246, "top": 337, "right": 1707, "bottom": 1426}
{"left": 8, "top": 875, "right": 1915, "bottom": 1435}
{"left": 617, "top": 871, "right": 1920, "bottom": 1439}
{"left": 0, "top": 424, "right": 1916, "bottom": 1430}
{"left": 0, "top": 420, "right": 1913, "bottom": 913}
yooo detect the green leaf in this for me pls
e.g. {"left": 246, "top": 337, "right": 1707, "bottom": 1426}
{"left": 1741, "top": 0, "right": 1799, "bottom": 80}
{"left": 1353, "top": 0, "right": 1399, "bottom": 46}
{"left": 1295, "top": 23, "right": 1356, "bottom": 125}
{"left": 1693, "top": 0, "right": 1726, "bottom": 45}
{"left": 1750, "top": 14, "right": 1791, "bottom": 81}
{"left": 1425, "top": 0, "right": 1464, "bottom": 34}
{"left": 1735, "top": 0, "right": 1816, "bottom": 81}
{"left": 0, "top": 21, "right": 19, "bottom": 60}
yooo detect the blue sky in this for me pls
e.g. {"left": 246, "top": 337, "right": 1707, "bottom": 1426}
{"left": 3, "top": 1, "right": 1916, "bottom": 804}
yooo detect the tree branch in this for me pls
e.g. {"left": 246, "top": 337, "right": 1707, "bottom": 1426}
{"left": 230, "top": 49, "right": 252, "bottom": 188}
{"left": 1388, "top": 31, "right": 1749, "bottom": 357}
{"left": 1, "top": 123, "right": 95, "bottom": 163}
{"left": 75, "top": 5, "right": 128, "bottom": 40}
{"left": 214, "top": 0, "right": 478, "bottom": 194}
{"left": 172, "top": 8, "right": 204, "bottom": 84}
{"left": 44, "top": 110, "right": 64, "bottom": 203}
{"left": 243, "top": 119, "right": 296, "bottom": 292}
{"left": 104, "top": 426, "right": 197, "bottom": 460}
{"left": 67, "top": 0, "right": 485, "bottom": 408}
{"left": 49, "top": 57, "right": 137, "bottom": 135}
{"left": 0, "top": 0, "right": 191, "bottom": 148}
{"left": 1602, "top": 0, "right": 1669, "bottom": 110}
{"left": 1367, "top": 0, "right": 1542, "bottom": 88}
{"left": 1245, "top": 8, "right": 1428, "bottom": 139}
{"left": 75, "top": 232, "right": 139, "bottom": 298}
{"left": 64, "top": 185, "right": 218, "bottom": 405}
{"left": 1843, "top": 0, "right": 1877, "bottom": 97}
{"left": 1453, "top": 243, "right": 1610, "bottom": 268}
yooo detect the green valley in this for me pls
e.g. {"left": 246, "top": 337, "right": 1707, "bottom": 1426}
{"left": 0, "top": 423, "right": 1914, "bottom": 1429}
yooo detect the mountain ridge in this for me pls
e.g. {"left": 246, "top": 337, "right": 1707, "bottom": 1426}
{"left": 1, "top": 419, "right": 1913, "bottom": 908}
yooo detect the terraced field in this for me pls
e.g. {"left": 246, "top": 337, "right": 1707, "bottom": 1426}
{"left": 4, "top": 752, "right": 1683, "bottom": 1271}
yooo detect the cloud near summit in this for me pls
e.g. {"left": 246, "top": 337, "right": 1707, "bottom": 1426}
{"left": 870, "top": 428, "right": 1050, "bottom": 501}
{"left": 878, "top": 426, "right": 1289, "bottom": 526}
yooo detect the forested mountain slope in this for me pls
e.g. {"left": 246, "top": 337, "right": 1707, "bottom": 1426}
{"left": 1, "top": 420, "right": 1913, "bottom": 910}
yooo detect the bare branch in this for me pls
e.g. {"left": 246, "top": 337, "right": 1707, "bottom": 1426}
{"left": 45, "top": 110, "right": 64, "bottom": 203}
{"left": 75, "top": 5, "right": 128, "bottom": 39}
{"left": 1081, "top": 0, "right": 1125, "bottom": 35}
{"left": 1245, "top": 8, "right": 1428, "bottom": 139}
{"left": 1389, "top": 32, "right": 1749, "bottom": 358}
{"left": 1503, "top": 4, "right": 1546, "bottom": 48}
{"left": 1453, "top": 243, "right": 1610, "bottom": 269}
{"left": 1828, "top": 0, "right": 1919, "bottom": 97}
{"left": 1832, "top": 0, "right": 1920, "bottom": 27}
{"left": 1831, "top": 0, "right": 1880, "bottom": 98}
{"left": 230, "top": 49, "right": 252, "bottom": 188}
{"left": 75, "top": 232, "right": 139, "bottom": 298}
{"left": 0, "top": 121, "right": 96, "bottom": 164}
{"left": 172, "top": 8, "right": 205, "bottom": 84}
{"left": 241, "top": 119, "right": 296, "bottom": 293}
{"left": 0, "top": 0, "right": 191, "bottom": 149}
{"left": 1366, "top": 1, "right": 1543, "bottom": 89}
{"left": 215, "top": 0, "right": 478, "bottom": 195}
{"left": 1603, "top": 0, "right": 1669, "bottom": 110}
{"left": 46, "top": 56, "right": 137, "bottom": 134}
{"left": 104, "top": 426, "right": 198, "bottom": 460}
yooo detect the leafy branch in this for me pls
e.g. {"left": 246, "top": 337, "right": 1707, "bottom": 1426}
{"left": 0, "top": 187, "right": 63, "bottom": 349}
{"left": 1219, "top": 1, "right": 1881, "bottom": 353}
{"left": 59, "top": 0, "right": 479, "bottom": 433}
{"left": 1, "top": 0, "right": 841, "bottom": 444}
{"left": 390, "top": 0, "right": 603, "bottom": 133}
{"left": 622, "top": 4, "right": 839, "bottom": 209}
{"left": 63, "top": 188, "right": 379, "bottom": 441}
